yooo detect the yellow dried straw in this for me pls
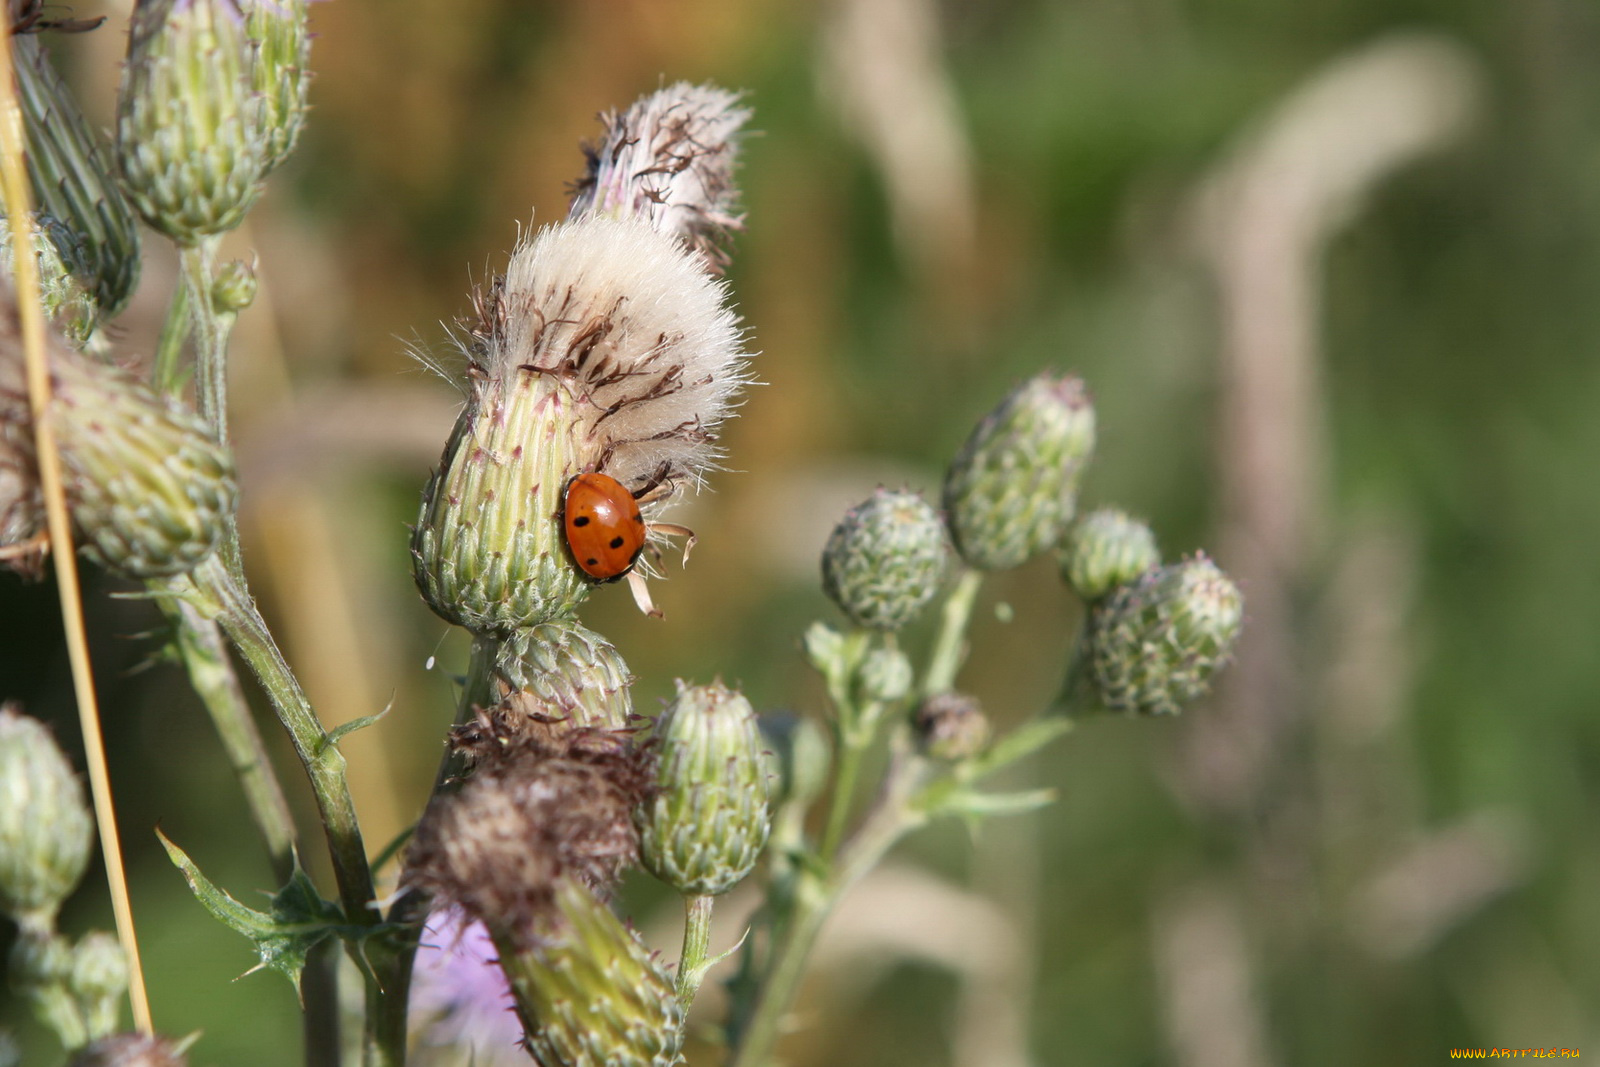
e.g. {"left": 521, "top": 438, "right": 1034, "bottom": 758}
{"left": 0, "top": 26, "right": 153, "bottom": 1034}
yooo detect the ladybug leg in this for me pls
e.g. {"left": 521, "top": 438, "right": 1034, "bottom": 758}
{"left": 649, "top": 522, "right": 697, "bottom": 567}
{"left": 0, "top": 532, "right": 50, "bottom": 561}
{"left": 625, "top": 570, "right": 665, "bottom": 619}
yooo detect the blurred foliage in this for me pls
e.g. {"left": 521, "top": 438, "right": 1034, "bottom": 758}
{"left": 5, "top": 0, "right": 1600, "bottom": 1064}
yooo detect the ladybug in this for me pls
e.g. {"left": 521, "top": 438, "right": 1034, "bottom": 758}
{"left": 563, "top": 472, "right": 648, "bottom": 581}
{"left": 562, "top": 470, "right": 696, "bottom": 618}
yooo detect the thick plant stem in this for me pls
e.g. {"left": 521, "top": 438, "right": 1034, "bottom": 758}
{"left": 190, "top": 555, "right": 375, "bottom": 921}
{"left": 922, "top": 568, "right": 983, "bottom": 698}
{"left": 368, "top": 633, "right": 505, "bottom": 1067}
{"left": 157, "top": 582, "right": 296, "bottom": 876}
{"left": 818, "top": 733, "right": 865, "bottom": 861}
{"left": 179, "top": 238, "right": 232, "bottom": 443}
{"left": 676, "top": 894, "right": 716, "bottom": 1009}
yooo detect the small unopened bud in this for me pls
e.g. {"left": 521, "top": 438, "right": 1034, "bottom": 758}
{"left": 68, "top": 1034, "right": 189, "bottom": 1067}
{"left": 9, "top": 929, "right": 85, "bottom": 1048}
{"left": 245, "top": 0, "right": 312, "bottom": 174}
{"left": 210, "top": 258, "right": 257, "bottom": 314}
{"left": 116, "top": 0, "right": 267, "bottom": 244}
{"left": 489, "top": 621, "right": 633, "bottom": 730}
{"left": 944, "top": 372, "right": 1096, "bottom": 570}
{"left": 822, "top": 489, "right": 951, "bottom": 631}
{"left": 69, "top": 932, "right": 129, "bottom": 1041}
{"left": 0, "top": 213, "right": 98, "bottom": 347}
{"left": 0, "top": 706, "right": 93, "bottom": 931}
{"left": 636, "top": 681, "right": 771, "bottom": 896}
{"left": 913, "top": 692, "right": 990, "bottom": 760}
{"left": 12, "top": 32, "right": 142, "bottom": 316}
{"left": 570, "top": 82, "right": 751, "bottom": 272}
{"left": 1088, "top": 554, "right": 1243, "bottom": 716}
{"left": 1060, "top": 508, "right": 1159, "bottom": 601}
{"left": 858, "top": 646, "right": 913, "bottom": 704}
{"left": 497, "top": 878, "right": 685, "bottom": 1067}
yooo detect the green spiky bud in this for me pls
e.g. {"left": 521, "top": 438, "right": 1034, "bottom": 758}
{"left": 12, "top": 33, "right": 142, "bottom": 317}
{"left": 210, "top": 258, "right": 257, "bottom": 314}
{"left": 0, "top": 706, "right": 93, "bottom": 931}
{"left": 494, "top": 878, "right": 685, "bottom": 1067}
{"left": 68, "top": 1034, "right": 190, "bottom": 1067}
{"left": 489, "top": 621, "right": 634, "bottom": 729}
{"left": 1060, "top": 508, "right": 1159, "bottom": 601}
{"left": 1088, "top": 554, "right": 1243, "bottom": 716}
{"left": 859, "top": 646, "right": 913, "bottom": 704}
{"left": 50, "top": 349, "right": 235, "bottom": 577}
{"left": 68, "top": 933, "right": 129, "bottom": 1042}
{"left": 637, "top": 682, "right": 771, "bottom": 897}
{"left": 944, "top": 372, "right": 1096, "bottom": 570}
{"left": 821, "top": 489, "right": 951, "bottom": 631}
{"left": 116, "top": 0, "right": 267, "bottom": 245}
{"left": 0, "top": 213, "right": 98, "bottom": 348}
{"left": 412, "top": 386, "right": 592, "bottom": 635}
{"left": 245, "top": 0, "right": 312, "bottom": 174}
{"left": 8, "top": 928, "right": 87, "bottom": 1048}
{"left": 912, "top": 692, "right": 990, "bottom": 761}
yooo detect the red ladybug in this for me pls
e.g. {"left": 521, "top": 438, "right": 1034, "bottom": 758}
{"left": 561, "top": 470, "right": 697, "bottom": 618}
{"left": 563, "top": 472, "right": 648, "bottom": 581}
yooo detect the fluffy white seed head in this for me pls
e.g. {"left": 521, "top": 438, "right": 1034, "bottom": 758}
{"left": 468, "top": 213, "right": 749, "bottom": 499}
{"left": 568, "top": 82, "right": 750, "bottom": 272}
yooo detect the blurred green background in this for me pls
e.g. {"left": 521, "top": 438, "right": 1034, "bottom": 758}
{"left": 5, "top": 0, "right": 1600, "bottom": 1064}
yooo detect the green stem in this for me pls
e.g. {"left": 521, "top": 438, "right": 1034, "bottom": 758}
{"left": 179, "top": 238, "right": 233, "bottom": 443}
{"left": 921, "top": 569, "right": 983, "bottom": 698}
{"left": 818, "top": 731, "right": 865, "bottom": 861}
{"left": 675, "top": 894, "right": 716, "bottom": 1009}
{"left": 189, "top": 555, "right": 375, "bottom": 922}
{"left": 367, "top": 633, "right": 504, "bottom": 1067}
{"left": 151, "top": 278, "right": 189, "bottom": 396}
{"left": 157, "top": 579, "right": 297, "bottom": 876}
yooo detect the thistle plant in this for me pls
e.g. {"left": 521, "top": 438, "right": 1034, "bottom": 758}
{"left": 0, "top": 12, "right": 1247, "bottom": 1067}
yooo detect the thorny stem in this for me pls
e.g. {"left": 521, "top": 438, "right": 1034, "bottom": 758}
{"left": 676, "top": 894, "right": 716, "bottom": 1009}
{"left": 156, "top": 582, "right": 297, "bottom": 875}
{"left": 369, "top": 633, "right": 505, "bottom": 1067}
{"left": 922, "top": 568, "right": 984, "bottom": 698}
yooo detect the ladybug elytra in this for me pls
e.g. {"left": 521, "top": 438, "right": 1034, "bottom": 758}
{"left": 563, "top": 472, "right": 648, "bottom": 581}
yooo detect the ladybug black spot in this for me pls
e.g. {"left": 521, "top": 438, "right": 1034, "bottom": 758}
{"left": 572, "top": 515, "right": 591, "bottom": 527}
{"left": 609, "top": 536, "right": 626, "bottom": 549}
{"left": 585, "top": 557, "right": 599, "bottom": 566}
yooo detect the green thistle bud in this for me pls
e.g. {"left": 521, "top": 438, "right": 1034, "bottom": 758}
{"left": 0, "top": 213, "right": 98, "bottom": 348}
{"left": 68, "top": 1034, "right": 189, "bottom": 1067}
{"left": 495, "top": 879, "right": 685, "bottom": 1067}
{"left": 0, "top": 706, "right": 92, "bottom": 931}
{"left": 9, "top": 928, "right": 87, "bottom": 1048}
{"left": 912, "top": 692, "right": 990, "bottom": 761}
{"left": 491, "top": 621, "right": 634, "bottom": 729}
{"left": 69, "top": 932, "right": 129, "bottom": 1042}
{"left": 1060, "top": 508, "right": 1159, "bottom": 601}
{"left": 12, "top": 32, "right": 142, "bottom": 316}
{"left": 245, "top": 0, "right": 312, "bottom": 174}
{"left": 116, "top": 0, "right": 267, "bottom": 245}
{"left": 944, "top": 372, "right": 1096, "bottom": 570}
{"left": 50, "top": 348, "right": 236, "bottom": 577}
{"left": 636, "top": 681, "right": 771, "bottom": 896}
{"left": 209, "top": 258, "right": 257, "bottom": 314}
{"left": 1087, "top": 554, "right": 1243, "bottom": 716}
{"left": 858, "top": 646, "right": 913, "bottom": 704}
{"left": 821, "top": 489, "right": 951, "bottom": 631}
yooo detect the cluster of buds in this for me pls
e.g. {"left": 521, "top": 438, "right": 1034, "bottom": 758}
{"left": 0, "top": 288, "right": 235, "bottom": 578}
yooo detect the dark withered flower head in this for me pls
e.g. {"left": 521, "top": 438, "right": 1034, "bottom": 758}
{"left": 67, "top": 1033, "right": 188, "bottom": 1067}
{"left": 406, "top": 723, "right": 655, "bottom": 947}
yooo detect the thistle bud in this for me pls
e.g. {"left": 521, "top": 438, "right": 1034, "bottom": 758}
{"left": 0, "top": 706, "right": 93, "bottom": 931}
{"left": 913, "top": 692, "right": 990, "bottom": 761}
{"left": 489, "top": 621, "right": 634, "bottom": 730}
{"left": 570, "top": 82, "right": 751, "bottom": 272}
{"left": 944, "top": 372, "right": 1096, "bottom": 570}
{"left": 497, "top": 878, "right": 685, "bottom": 1067}
{"left": 9, "top": 928, "right": 86, "bottom": 1048}
{"left": 1060, "top": 508, "right": 1159, "bottom": 601}
{"left": 412, "top": 214, "right": 748, "bottom": 633}
{"left": 821, "top": 489, "right": 951, "bottom": 631}
{"left": 69, "top": 932, "right": 129, "bottom": 1041}
{"left": 636, "top": 681, "right": 771, "bottom": 896}
{"left": 12, "top": 32, "right": 142, "bottom": 316}
{"left": 245, "top": 0, "right": 312, "bottom": 174}
{"left": 0, "top": 213, "right": 97, "bottom": 348}
{"left": 209, "top": 258, "right": 257, "bottom": 314}
{"left": 1087, "top": 554, "right": 1243, "bottom": 716}
{"left": 858, "top": 646, "right": 913, "bottom": 704}
{"left": 68, "top": 1035, "right": 189, "bottom": 1067}
{"left": 116, "top": 0, "right": 267, "bottom": 244}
